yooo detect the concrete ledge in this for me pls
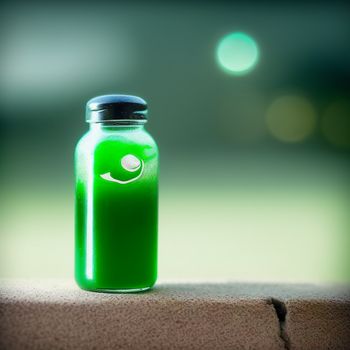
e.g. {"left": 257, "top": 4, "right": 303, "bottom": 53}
{"left": 0, "top": 280, "right": 349, "bottom": 349}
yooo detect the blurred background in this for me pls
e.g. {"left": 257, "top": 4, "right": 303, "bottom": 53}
{"left": 0, "top": 0, "right": 349, "bottom": 283}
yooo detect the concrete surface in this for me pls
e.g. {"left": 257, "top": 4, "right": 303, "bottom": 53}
{"left": 0, "top": 280, "right": 349, "bottom": 349}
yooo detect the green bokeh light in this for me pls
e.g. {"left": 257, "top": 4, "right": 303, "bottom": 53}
{"left": 216, "top": 32, "right": 259, "bottom": 75}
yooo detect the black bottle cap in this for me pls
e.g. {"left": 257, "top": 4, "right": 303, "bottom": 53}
{"left": 86, "top": 94, "right": 148, "bottom": 123}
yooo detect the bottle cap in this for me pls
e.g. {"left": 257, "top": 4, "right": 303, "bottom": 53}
{"left": 86, "top": 94, "right": 147, "bottom": 123}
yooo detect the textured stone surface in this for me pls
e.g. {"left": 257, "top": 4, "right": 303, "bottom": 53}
{"left": 285, "top": 300, "right": 350, "bottom": 350}
{"left": 0, "top": 280, "right": 349, "bottom": 350}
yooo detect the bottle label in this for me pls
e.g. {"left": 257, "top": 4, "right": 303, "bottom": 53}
{"left": 100, "top": 154, "right": 144, "bottom": 184}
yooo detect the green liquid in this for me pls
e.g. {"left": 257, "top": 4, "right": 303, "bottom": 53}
{"left": 75, "top": 125, "right": 158, "bottom": 292}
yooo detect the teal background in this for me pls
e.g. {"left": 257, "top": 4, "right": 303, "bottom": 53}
{"left": 0, "top": 0, "right": 349, "bottom": 283}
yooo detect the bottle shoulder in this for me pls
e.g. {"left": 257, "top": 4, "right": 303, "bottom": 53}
{"left": 75, "top": 128, "right": 158, "bottom": 154}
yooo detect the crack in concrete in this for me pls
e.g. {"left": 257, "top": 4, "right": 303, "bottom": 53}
{"left": 269, "top": 298, "right": 290, "bottom": 350}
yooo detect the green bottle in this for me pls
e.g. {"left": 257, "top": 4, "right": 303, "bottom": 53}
{"left": 75, "top": 95, "right": 158, "bottom": 292}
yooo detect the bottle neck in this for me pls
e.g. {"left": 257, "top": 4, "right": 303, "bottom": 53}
{"left": 89, "top": 121, "right": 146, "bottom": 132}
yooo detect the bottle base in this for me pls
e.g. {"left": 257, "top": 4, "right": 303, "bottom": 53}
{"left": 95, "top": 286, "right": 152, "bottom": 294}
{"left": 77, "top": 284, "right": 154, "bottom": 294}
{"left": 75, "top": 276, "right": 156, "bottom": 294}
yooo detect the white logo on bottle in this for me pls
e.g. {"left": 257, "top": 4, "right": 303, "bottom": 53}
{"left": 100, "top": 154, "right": 144, "bottom": 184}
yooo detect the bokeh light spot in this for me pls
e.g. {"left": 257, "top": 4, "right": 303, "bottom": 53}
{"left": 322, "top": 100, "right": 350, "bottom": 148}
{"left": 216, "top": 32, "right": 259, "bottom": 75}
{"left": 266, "top": 96, "right": 317, "bottom": 143}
